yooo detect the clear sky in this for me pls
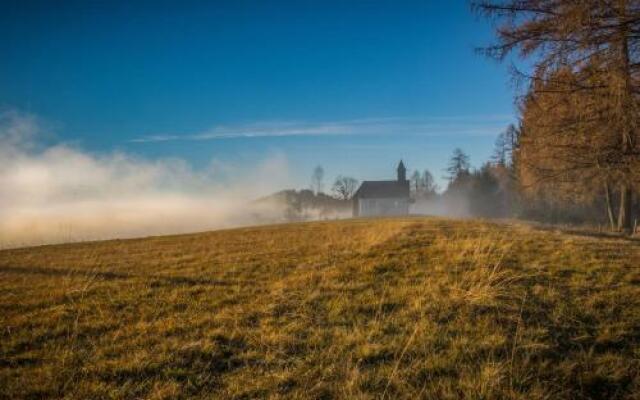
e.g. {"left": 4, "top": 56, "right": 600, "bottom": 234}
{"left": 1, "top": 0, "right": 515, "bottom": 190}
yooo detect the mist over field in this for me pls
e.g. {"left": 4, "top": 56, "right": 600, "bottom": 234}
{"left": 0, "top": 111, "right": 467, "bottom": 248}
{"left": 0, "top": 111, "right": 296, "bottom": 247}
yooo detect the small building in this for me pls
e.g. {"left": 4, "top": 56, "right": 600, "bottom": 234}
{"left": 353, "top": 161, "right": 410, "bottom": 217}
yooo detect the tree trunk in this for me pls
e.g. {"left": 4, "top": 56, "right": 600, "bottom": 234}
{"left": 615, "top": 1, "right": 635, "bottom": 233}
{"left": 605, "top": 182, "right": 616, "bottom": 230}
{"left": 633, "top": 192, "right": 638, "bottom": 235}
{"left": 617, "top": 184, "right": 632, "bottom": 232}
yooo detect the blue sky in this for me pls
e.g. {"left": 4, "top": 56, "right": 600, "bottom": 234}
{"left": 1, "top": 0, "right": 515, "bottom": 190}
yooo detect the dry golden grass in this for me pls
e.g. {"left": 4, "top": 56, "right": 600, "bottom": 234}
{"left": 1, "top": 217, "right": 640, "bottom": 399}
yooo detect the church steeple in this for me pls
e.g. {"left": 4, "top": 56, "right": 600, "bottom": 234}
{"left": 397, "top": 160, "right": 407, "bottom": 182}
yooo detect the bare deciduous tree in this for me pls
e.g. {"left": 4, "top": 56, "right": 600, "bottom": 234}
{"left": 311, "top": 165, "right": 325, "bottom": 195}
{"left": 410, "top": 170, "right": 422, "bottom": 196}
{"left": 332, "top": 175, "right": 359, "bottom": 200}
{"left": 423, "top": 169, "right": 438, "bottom": 196}
{"left": 492, "top": 124, "right": 520, "bottom": 167}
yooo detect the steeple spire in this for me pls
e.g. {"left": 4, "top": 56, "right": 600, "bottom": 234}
{"left": 397, "top": 160, "right": 407, "bottom": 182}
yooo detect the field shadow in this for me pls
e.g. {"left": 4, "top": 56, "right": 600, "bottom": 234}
{"left": 530, "top": 225, "right": 640, "bottom": 244}
{"left": 0, "top": 265, "right": 129, "bottom": 280}
{"left": 0, "top": 265, "right": 243, "bottom": 287}
{"left": 513, "top": 278, "right": 640, "bottom": 399}
{"left": 94, "top": 334, "right": 248, "bottom": 396}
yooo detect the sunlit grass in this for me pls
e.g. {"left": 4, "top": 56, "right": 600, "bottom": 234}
{"left": 1, "top": 217, "right": 639, "bottom": 399}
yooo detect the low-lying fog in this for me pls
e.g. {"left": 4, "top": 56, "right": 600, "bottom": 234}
{"left": 0, "top": 111, "right": 304, "bottom": 248}
{"left": 0, "top": 111, "right": 471, "bottom": 248}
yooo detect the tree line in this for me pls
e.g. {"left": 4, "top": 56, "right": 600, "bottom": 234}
{"left": 471, "top": 0, "right": 640, "bottom": 232}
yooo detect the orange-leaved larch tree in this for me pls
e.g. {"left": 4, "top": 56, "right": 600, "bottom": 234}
{"left": 475, "top": 0, "right": 640, "bottom": 231}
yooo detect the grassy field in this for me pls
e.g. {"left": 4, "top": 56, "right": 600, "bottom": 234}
{"left": 1, "top": 217, "right": 640, "bottom": 399}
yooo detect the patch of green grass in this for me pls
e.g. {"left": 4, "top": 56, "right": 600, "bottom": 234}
{"left": 1, "top": 218, "right": 640, "bottom": 399}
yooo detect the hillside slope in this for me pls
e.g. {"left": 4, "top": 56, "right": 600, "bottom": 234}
{"left": 1, "top": 218, "right": 640, "bottom": 399}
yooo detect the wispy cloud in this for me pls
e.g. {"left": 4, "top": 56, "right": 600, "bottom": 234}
{"left": 130, "top": 115, "right": 514, "bottom": 143}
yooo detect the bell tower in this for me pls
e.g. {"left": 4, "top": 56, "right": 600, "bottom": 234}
{"left": 397, "top": 160, "right": 407, "bottom": 182}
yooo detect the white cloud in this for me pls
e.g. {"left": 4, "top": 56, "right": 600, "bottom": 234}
{"left": 0, "top": 111, "right": 293, "bottom": 248}
{"left": 130, "top": 115, "right": 514, "bottom": 143}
